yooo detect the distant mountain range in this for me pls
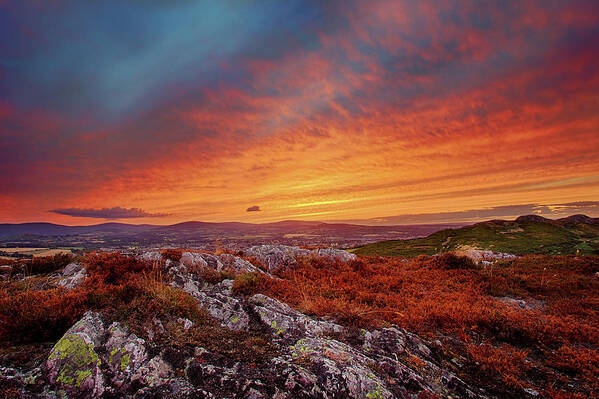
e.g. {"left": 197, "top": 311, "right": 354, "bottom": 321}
{"left": 0, "top": 220, "right": 464, "bottom": 250}
{"left": 353, "top": 214, "right": 599, "bottom": 256}
{"left": 4, "top": 215, "right": 598, "bottom": 255}
{"left": 0, "top": 220, "right": 460, "bottom": 238}
{"left": 0, "top": 222, "right": 154, "bottom": 237}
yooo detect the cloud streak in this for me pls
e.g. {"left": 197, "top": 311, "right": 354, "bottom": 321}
{"left": 335, "top": 202, "right": 599, "bottom": 226}
{"left": 0, "top": 1, "right": 598, "bottom": 224}
{"left": 50, "top": 207, "right": 167, "bottom": 219}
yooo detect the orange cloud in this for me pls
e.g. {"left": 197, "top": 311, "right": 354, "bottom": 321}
{"left": 1, "top": 1, "right": 598, "bottom": 224}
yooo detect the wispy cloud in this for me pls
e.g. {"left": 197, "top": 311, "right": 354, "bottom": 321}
{"left": 334, "top": 202, "right": 599, "bottom": 226}
{"left": 50, "top": 207, "right": 168, "bottom": 219}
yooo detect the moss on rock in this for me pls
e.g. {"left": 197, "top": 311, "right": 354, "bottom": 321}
{"left": 49, "top": 334, "right": 100, "bottom": 389}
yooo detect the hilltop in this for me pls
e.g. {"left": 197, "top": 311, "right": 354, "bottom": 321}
{"left": 1, "top": 247, "right": 598, "bottom": 398}
{"left": 352, "top": 214, "right": 599, "bottom": 257}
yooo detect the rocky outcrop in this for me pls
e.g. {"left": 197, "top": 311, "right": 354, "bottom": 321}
{"left": 39, "top": 290, "right": 485, "bottom": 398}
{"left": 179, "top": 252, "right": 223, "bottom": 270}
{"left": 218, "top": 253, "right": 266, "bottom": 274}
{"left": 43, "top": 311, "right": 178, "bottom": 398}
{"left": 0, "top": 365, "right": 44, "bottom": 398}
{"left": 180, "top": 251, "right": 265, "bottom": 275}
{"left": 162, "top": 258, "right": 487, "bottom": 398}
{"left": 57, "top": 262, "right": 88, "bottom": 290}
{"left": 3, "top": 247, "right": 490, "bottom": 398}
{"left": 136, "top": 245, "right": 356, "bottom": 275}
{"left": 495, "top": 296, "right": 545, "bottom": 311}
{"left": 461, "top": 249, "right": 516, "bottom": 263}
{"left": 137, "top": 251, "right": 163, "bottom": 263}
{"left": 170, "top": 270, "right": 252, "bottom": 331}
{"left": 243, "top": 245, "right": 357, "bottom": 273}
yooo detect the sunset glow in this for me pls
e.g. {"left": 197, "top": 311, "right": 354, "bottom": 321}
{"left": 1, "top": 1, "right": 598, "bottom": 225}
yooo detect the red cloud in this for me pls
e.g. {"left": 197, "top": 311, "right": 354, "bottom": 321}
{"left": 1, "top": 0, "right": 598, "bottom": 224}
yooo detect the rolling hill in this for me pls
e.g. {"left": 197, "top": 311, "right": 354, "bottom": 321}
{"left": 0, "top": 220, "right": 462, "bottom": 250}
{"left": 352, "top": 214, "right": 599, "bottom": 257}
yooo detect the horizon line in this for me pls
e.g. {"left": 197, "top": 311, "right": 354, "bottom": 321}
{"left": 1, "top": 213, "right": 596, "bottom": 228}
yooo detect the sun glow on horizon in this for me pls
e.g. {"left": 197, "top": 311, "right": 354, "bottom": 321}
{"left": 1, "top": 1, "right": 598, "bottom": 225}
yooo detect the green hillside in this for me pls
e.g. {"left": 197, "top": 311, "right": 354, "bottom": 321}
{"left": 352, "top": 215, "right": 599, "bottom": 257}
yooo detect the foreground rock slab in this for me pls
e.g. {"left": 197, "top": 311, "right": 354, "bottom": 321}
{"left": 4, "top": 247, "right": 493, "bottom": 398}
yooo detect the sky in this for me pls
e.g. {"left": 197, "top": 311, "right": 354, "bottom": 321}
{"left": 1, "top": 0, "right": 598, "bottom": 225}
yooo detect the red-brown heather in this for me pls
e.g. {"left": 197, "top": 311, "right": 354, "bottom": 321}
{"left": 1, "top": 252, "right": 597, "bottom": 397}
{"left": 250, "top": 254, "right": 599, "bottom": 397}
{"left": 0, "top": 253, "right": 276, "bottom": 393}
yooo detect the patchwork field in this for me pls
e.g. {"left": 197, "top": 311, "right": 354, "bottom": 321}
{"left": 0, "top": 248, "right": 73, "bottom": 259}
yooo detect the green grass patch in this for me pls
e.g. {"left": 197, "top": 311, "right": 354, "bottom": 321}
{"left": 354, "top": 219, "right": 599, "bottom": 257}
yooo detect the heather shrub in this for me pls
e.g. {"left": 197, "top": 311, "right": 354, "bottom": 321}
{"left": 232, "top": 272, "right": 268, "bottom": 296}
{"left": 161, "top": 248, "right": 183, "bottom": 262}
{"left": 1, "top": 253, "right": 168, "bottom": 345}
{"left": 84, "top": 252, "right": 151, "bottom": 285}
{"left": 17, "top": 253, "right": 74, "bottom": 275}
{"left": 197, "top": 268, "right": 236, "bottom": 284}
{"left": 466, "top": 343, "right": 530, "bottom": 390}
{"left": 546, "top": 345, "right": 599, "bottom": 379}
{"left": 433, "top": 252, "right": 478, "bottom": 270}
{"left": 0, "top": 288, "right": 87, "bottom": 343}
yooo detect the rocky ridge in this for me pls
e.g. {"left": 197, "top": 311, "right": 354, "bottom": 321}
{"left": 1, "top": 245, "right": 491, "bottom": 398}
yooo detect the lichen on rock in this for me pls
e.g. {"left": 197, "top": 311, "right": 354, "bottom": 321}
{"left": 46, "top": 312, "right": 105, "bottom": 397}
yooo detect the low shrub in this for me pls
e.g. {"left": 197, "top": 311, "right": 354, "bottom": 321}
{"left": 197, "top": 268, "right": 236, "bottom": 284}
{"left": 161, "top": 249, "right": 183, "bottom": 262}
{"left": 546, "top": 345, "right": 599, "bottom": 379}
{"left": 17, "top": 253, "right": 74, "bottom": 275}
{"left": 433, "top": 252, "right": 478, "bottom": 270}
{"left": 232, "top": 272, "right": 268, "bottom": 296}
{"left": 466, "top": 343, "right": 530, "bottom": 390}
{"left": 0, "top": 288, "right": 88, "bottom": 343}
{"left": 84, "top": 252, "right": 150, "bottom": 285}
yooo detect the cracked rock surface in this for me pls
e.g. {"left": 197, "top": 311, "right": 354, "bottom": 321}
{"left": 2, "top": 247, "right": 490, "bottom": 398}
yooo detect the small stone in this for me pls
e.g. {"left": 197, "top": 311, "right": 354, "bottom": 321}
{"left": 177, "top": 318, "right": 194, "bottom": 331}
